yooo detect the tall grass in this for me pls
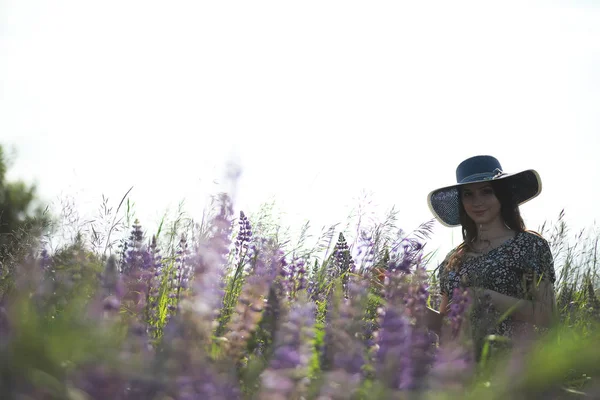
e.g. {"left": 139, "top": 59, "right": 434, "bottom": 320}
{"left": 0, "top": 190, "right": 598, "bottom": 400}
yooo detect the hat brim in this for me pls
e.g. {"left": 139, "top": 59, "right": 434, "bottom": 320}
{"left": 427, "top": 169, "right": 542, "bottom": 227}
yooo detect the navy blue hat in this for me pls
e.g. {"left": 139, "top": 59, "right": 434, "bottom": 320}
{"left": 427, "top": 155, "right": 542, "bottom": 227}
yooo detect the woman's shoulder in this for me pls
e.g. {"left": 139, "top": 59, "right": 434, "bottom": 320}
{"left": 437, "top": 243, "right": 465, "bottom": 276}
{"left": 519, "top": 230, "right": 556, "bottom": 281}
{"left": 521, "top": 229, "right": 546, "bottom": 239}
{"left": 519, "top": 230, "right": 552, "bottom": 249}
{"left": 440, "top": 243, "right": 465, "bottom": 264}
{"left": 437, "top": 244, "right": 465, "bottom": 293}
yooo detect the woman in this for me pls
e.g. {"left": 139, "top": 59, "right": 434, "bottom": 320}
{"left": 424, "top": 155, "right": 557, "bottom": 359}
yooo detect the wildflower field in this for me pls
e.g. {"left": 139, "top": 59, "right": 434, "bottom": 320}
{"left": 0, "top": 185, "right": 599, "bottom": 400}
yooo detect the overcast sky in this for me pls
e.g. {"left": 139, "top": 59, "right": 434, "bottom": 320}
{"left": 2, "top": 0, "right": 599, "bottom": 264}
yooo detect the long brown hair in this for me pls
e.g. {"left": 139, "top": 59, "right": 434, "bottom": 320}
{"left": 445, "top": 178, "right": 526, "bottom": 272}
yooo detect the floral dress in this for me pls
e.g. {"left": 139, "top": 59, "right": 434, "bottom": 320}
{"left": 438, "top": 231, "right": 556, "bottom": 357}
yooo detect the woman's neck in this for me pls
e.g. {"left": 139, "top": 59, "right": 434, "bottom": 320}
{"left": 475, "top": 218, "right": 513, "bottom": 241}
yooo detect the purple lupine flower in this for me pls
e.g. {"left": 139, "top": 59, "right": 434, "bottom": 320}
{"left": 113, "top": 221, "right": 157, "bottom": 322}
{"left": 387, "top": 263, "right": 437, "bottom": 390}
{"left": 39, "top": 248, "right": 52, "bottom": 271}
{"left": 250, "top": 276, "right": 286, "bottom": 359}
{"left": 146, "top": 235, "right": 166, "bottom": 336}
{"left": 224, "top": 238, "right": 284, "bottom": 360}
{"left": 290, "top": 257, "right": 307, "bottom": 298}
{"left": 403, "top": 326, "right": 438, "bottom": 391}
{"left": 447, "top": 287, "right": 472, "bottom": 339}
{"left": 316, "top": 278, "right": 371, "bottom": 399}
{"left": 376, "top": 257, "right": 436, "bottom": 391}
{"left": 403, "top": 263, "right": 430, "bottom": 324}
{"left": 427, "top": 342, "right": 475, "bottom": 392}
{"left": 112, "top": 242, "right": 156, "bottom": 354}
{"left": 117, "top": 237, "right": 129, "bottom": 272}
{"left": 234, "top": 210, "right": 254, "bottom": 261}
{"left": 258, "top": 299, "right": 315, "bottom": 399}
{"left": 149, "top": 234, "right": 163, "bottom": 273}
{"left": 375, "top": 306, "right": 412, "bottom": 390}
{"left": 336, "top": 279, "right": 369, "bottom": 373}
{"left": 158, "top": 311, "right": 241, "bottom": 400}
{"left": 274, "top": 255, "right": 292, "bottom": 311}
{"left": 333, "top": 233, "right": 356, "bottom": 275}
{"left": 296, "top": 261, "right": 307, "bottom": 289}
{"left": 381, "top": 240, "right": 427, "bottom": 319}
{"left": 279, "top": 254, "right": 308, "bottom": 301}
{"left": 386, "top": 236, "right": 426, "bottom": 275}
{"left": 221, "top": 211, "right": 255, "bottom": 331}
{"left": 189, "top": 193, "right": 234, "bottom": 319}
{"left": 319, "top": 276, "right": 370, "bottom": 399}
{"left": 387, "top": 244, "right": 414, "bottom": 274}
{"left": 121, "top": 220, "right": 153, "bottom": 274}
{"left": 173, "top": 235, "right": 192, "bottom": 299}
{"left": 277, "top": 254, "right": 290, "bottom": 282}
{"left": 331, "top": 233, "right": 357, "bottom": 300}
{"left": 307, "top": 259, "right": 325, "bottom": 302}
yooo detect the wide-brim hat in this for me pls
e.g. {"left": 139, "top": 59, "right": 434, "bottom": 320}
{"left": 427, "top": 155, "right": 542, "bottom": 227}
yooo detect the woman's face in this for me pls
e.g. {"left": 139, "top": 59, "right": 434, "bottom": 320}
{"left": 460, "top": 182, "right": 502, "bottom": 225}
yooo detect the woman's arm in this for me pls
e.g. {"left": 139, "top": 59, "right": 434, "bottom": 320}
{"left": 472, "top": 281, "right": 557, "bottom": 327}
{"left": 420, "top": 294, "right": 449, "bottom": 335}
{"left": 471, "top": 235, "right": 558, "bottom": 328}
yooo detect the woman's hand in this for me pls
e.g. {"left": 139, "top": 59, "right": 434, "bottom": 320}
{"left": 465, "top": 287, "right": 490, "bottom": 306}
{"left": 469, "top": 284, "right": 557, "bottom": 328}
{"left": 415, "top": 293, "right": 450, "bottom": 335}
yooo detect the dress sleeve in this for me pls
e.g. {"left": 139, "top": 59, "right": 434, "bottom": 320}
{"left": 438, "top": 260, "right": 449, "bottom": 296}
{"left": 523, "top": 234, "right": 556, "bottom": 295}
{"left": 437, "top": 249, "right": 457, "bottom": 297}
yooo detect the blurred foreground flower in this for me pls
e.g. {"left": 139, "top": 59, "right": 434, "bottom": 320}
{"left": 258, "top": 296, "right": 315, "bottom": 400}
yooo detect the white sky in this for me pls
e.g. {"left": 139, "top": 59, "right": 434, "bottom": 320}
{"left": 1, "top": 0, "right": 599, "bottom": 265}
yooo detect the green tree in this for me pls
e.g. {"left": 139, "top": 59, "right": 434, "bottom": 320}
{"left": 0, "top": 144, "right": 50, "bottom": 294}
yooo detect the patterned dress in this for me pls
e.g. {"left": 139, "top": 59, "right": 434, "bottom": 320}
{"left": 438, "top": 231, "right": 556, "bottom": 357}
